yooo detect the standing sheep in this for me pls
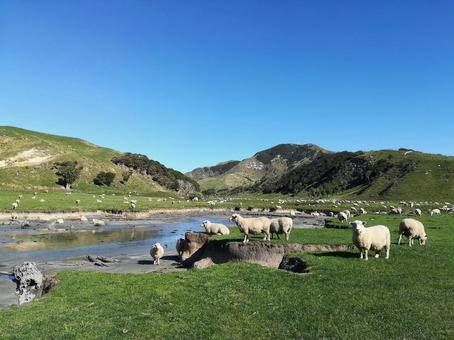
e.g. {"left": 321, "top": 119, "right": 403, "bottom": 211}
{"left": 269, "top": 217, "right": 293, "bottom": 241}
{"left": 150, "top": 243, "right": 164, "bottom": 265}
{"left": 351, "top": 220, "right": 390, "bottom": 260}
{"left": 201, "top": 220, "right": 230, "bottom": 235}
{"left": 430, "top": 208, "right": 441, "bottom": 216}
{"left": 337, "top": 211, "right": 348, "bottom": 223}
{"left": 398, "top": 218, "right": 427, "bottom": 246}
{"left": 344, "top": 210, "right": 351, "bottom": 219}
{"left": 415, "top": 208, "right": 422, "bottom": 216}
{"left": 11, "top": 202, "right": 18, "bottom": 210}
{"left": 230, "top": 214, "right": 271, "bottom": 243}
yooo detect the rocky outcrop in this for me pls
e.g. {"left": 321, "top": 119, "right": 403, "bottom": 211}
{"left": 179, "top": 232, "right": 354, "bottom": 270}
{"left": 178, "top": 232, "right": 210, "bottom": 262}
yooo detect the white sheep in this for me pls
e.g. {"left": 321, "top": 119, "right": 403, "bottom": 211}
{"left": 351, "top": 220, "right": 390, "bottom": 260}
{"left": 344, "top": 210, "right": 351, "bottom": 218}
{"left": 201, "top": 220, "right": 230, "bottom": 235}
{"left": 269, "top": 217, "right": 293, "bottom": 241}
{"left": 75, "top": 200, "right": 80, "bottom": 205}
{"left": 150, "top": 243, "right": 164, "bottom": 264}
{"left": 130, "top": 202, "right": 136, "bottom": 210}
{"left": 415, "top": 208, "right": 422, "bottom": 216}
{"left": 398, "top": 218, "right": 427, "bottom": 246}
{"left": 337, "top": 211, "right": 348, "bottom": 223}
{"left": 389, "top": 207, "right": 402, "bottom": 215}
{"left": 230, "top": 213, "right": 271, "bottom": 243}
{"left": 359, "top": 208, "right": 367, "bottom": 215}
{"left": 11, "top": 202, "right": 18, "bottom": 210}
{"left": 430, "top": 208, "right": 441, "bottom": 216}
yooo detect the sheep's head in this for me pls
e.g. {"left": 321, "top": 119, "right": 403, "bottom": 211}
{"left": 152, "top": 243, "right": 161, "bottom": 249}
{"left": 420, "top": 233, "right": 428, "bottom": 245}
{"left": 230, "top": 214, "right": 240, "bottom": 223}
{"left": 351, "top": 220, "right": 366, "bottom": 233}
{"left": 201, "top": 220, "right": 209, "bottom": 228}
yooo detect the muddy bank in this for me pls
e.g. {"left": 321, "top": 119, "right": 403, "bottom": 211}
{"left": 0, "top": 250, "right": 184, "bottom": 308}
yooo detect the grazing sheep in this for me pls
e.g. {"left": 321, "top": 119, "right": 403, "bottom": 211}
{"left": 230, "top": 213, "right": 271, "bottom": 243}
{"left": 389, "top": 207, "right": 402, "bottom": 215}
{"left": 56, "top": 218, "right": 64, "bottom": 224}
{"left": 359, "top": 208, "right": 367, "bottom": 215}
{"left": 398, "top": 218, "right": 427, "bottom": 246}
{"left": 269, "top": 217, "right": 293, "bottom": 241}
{"left": 415, "top": 208, "right": 422, "bottom": 216}
{"left": 311, "top": 211, "right": 320, "bottom": 217}
{"left": 430, "top": 208, "right": 441, "bottom": 216}
{"left": 130, "top": 202, "right": 136, "bottom": 210}
{"left": 351, "top": 220, "right": 390, "bottom": 260}
{"left": 201, "top": 220, "right": 230, "bottom": 235}
{"left": 150, "top": 243, "right": 164, "bottom": 264}
{"left": 337, "top": 211, "right": 348, "bottom": 223}
{"left": 75, "top": 200, "right": 80, "bottom": 205}
{"left": 80, "top": 215, "right": 88, "bottom": 222}
{"left": 96, "top": 199, "right": 102, "bottom": 203}
{"left": 344, "top": 210, "right": 351, "bottom": 219}
{"left": 11, "top": 202, "right": 18, "bottom": 210}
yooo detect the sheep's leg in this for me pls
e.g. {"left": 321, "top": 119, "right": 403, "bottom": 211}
{"left": 408, "top": 237, "right": 412, "bottom": 247}
{"left": 375, "top": 251, "right": 380, "bottom": 258}
{"left": 397, "top": 234, "right": 402, "bottom": 245}
{"left": 285, "top": 232, "right": 289, "bottom": 241}
{"left": 359, "top": 251, "right": 363, "bottom": 260}
{"left": 275, "top": 233, "right": 280, "bottom": 240}
{"left": 243, "top": 234, "right": 248, "bottom": 243}
{"left": 385, "top": 246, "right": 390, "bottom": 259}
{"left": 364, "top": 250, "right": 368, "bottom": 260}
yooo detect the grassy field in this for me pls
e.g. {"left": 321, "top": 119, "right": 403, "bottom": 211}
{"left": 0, "top": 214, "right": 453, "bottom": 339}
{"left": 0, "top": 189, "right": 446, "bottom": 214}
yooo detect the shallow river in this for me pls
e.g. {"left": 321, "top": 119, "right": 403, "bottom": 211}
{"left": 0, "top": 213, "right": 322, "bottom": 307}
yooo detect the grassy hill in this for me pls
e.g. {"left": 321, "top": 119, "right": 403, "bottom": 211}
{"left": 0, "top": 126, "right": 197, "bottom": 194}
{"left": 193, "top": 144, "right": 328, "bottom": 192}
{"left": 190, "top": 142, "right": 454, "bottom": 201}
{"left": 256, "top": 149, "right": 454, "bottom": 201}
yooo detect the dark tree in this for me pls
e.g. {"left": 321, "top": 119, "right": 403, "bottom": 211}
{"left": 53, "top": 161, "right": 82, "bottom": 190}
{"left": 93, "top": 171, "right": 116, "bottom": 186}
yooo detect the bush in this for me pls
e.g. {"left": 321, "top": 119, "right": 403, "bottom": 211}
{"left": 53, "top": 161, "right": 82, "bottom": 190}
{"left": 93, "top": 171, "right": 116, "bottom": 186}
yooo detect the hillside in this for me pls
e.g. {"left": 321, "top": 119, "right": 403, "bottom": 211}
{"left": 192, "top": 144, "right": 329, "bottom": 192}
{"left": 252, "top": 149, "right": 454, "bottom": 200}
{"left": 191, "top": 144, "right": 454, "bottom": 200}
{"left": 186, "top": 160, "right": 240, "bottom": 180}
{"left": 0, "top": 126, "right": 198, "bottom": 194}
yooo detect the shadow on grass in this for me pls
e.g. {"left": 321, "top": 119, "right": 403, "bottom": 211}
{"left": 312, "top": 251, "right": 357, "bottom": 258}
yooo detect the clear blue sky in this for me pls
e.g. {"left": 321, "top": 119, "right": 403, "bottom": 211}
{"left": 1, "top": 1, "right": 453, "bottom": 172}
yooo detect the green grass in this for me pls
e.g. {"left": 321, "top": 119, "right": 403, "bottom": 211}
{"left": 0, "top": 215, "right": 453, "bottom": 339}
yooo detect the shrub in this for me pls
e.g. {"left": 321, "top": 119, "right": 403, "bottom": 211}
{"left": 93, "top": 171, "right": 116, "bottom": 186}
{"left": 53, "top": 161, "right": 82, "bottom": 190}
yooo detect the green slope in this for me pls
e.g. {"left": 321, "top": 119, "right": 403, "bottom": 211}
{"left": 258, "top": 149, "right": 454, "bottom": 201}
{"left": 0, "top": 126, "right": 195, "bottom": 194}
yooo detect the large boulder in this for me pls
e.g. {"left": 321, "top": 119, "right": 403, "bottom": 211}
{"left": 178, "top": 232, "right": 210, "bottom": 262}
{"left": 10, "top": 262, "right": 57, "bottom": 305}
